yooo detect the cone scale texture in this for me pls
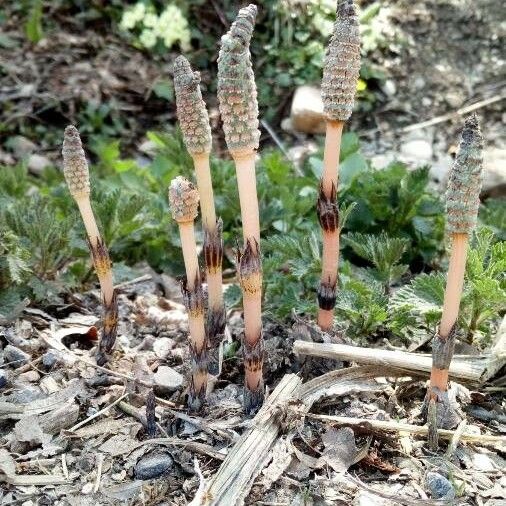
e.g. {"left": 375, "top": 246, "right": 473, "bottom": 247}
{"left": 446, "top": 114, "right": 483, "bottom": 236}
{"left": 173, "top": 56, "right": 212, "bottom": 156}
{"left": 321, "top": 0, "right": 361, "bottom": 122}
{"left": 217, "top": 4, "right": 260, "bottom": 155}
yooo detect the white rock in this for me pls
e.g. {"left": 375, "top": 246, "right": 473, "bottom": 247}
{"left": 482, "top": 147, "right": 506, "bottom": 197}
{"left": 290, "top": 85, "right": 326, "bottom": 134}
{"left": 381, "top": 79, "right": 396, "bottom": 97}
{"left": 400, "top": 139, "right": 433, "bottom": 161}
{"left": 10, "top": 136, "right": 36, "bottom": 158}
{"left": 154, "top": 366, "right": 183, "bottom": 394}
{"left": 153, "top": 337, "right": 176, "bottom": 359}
{"left": 28, "top": 154, "right": 51, "bottom": 174}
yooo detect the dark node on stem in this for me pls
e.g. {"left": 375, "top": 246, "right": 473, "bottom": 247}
{"left": 243, "top": 381, "right": 265, "bottom": 417}
{"left": 207, "top": 306, "right": 226, "bottom": 376}
{"left": 316, "top": 182, "right": 339, "bottom": 233}
{"left": 423, "top": 386, "right": 462, "bottom": 430}
{"left": 204, "top": 218, "right": 223, "bottom": 274}
{"left": 188, "top": 370, "right": 207, "bottom": 413}
{"left": 432, "top": 324, "right": 457, "bottom": 370}
{"left": 237, "top": 237, "right": 262, "bottom": 295}
{"left": 181, "top": 275, "right": 204, "bottom": 318}
{"left": 242, "top": 331, "right": 265, "bottom": 415}
{"left": 145, "top": 389, "right": 157, "bottom": 439}
{"left": 96, "top": 289, "right": 118, "bottom": 365}
{"left": 427, "top": 397, "right": 439, "bottom": 450}
{"left": 317, "top": 277, "right": 337, "bottom": 311}
{"left": 88, "top": 236, "right": 112, "bottom": 280}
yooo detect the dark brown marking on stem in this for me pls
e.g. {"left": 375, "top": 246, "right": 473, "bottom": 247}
{"left": 207, "top": 306, "right": 226, "bottom": 376}
{"left": 204, "top": 218, "right": 223, "bottom": 274}
{"left": 242, "top": 331, "right": 265, "bottom": 416}
{"left": 317, "top": 277, "right": 337, "bottom": 311}
{"left": 238, "top": 237, "right": 262, "bottom": 294}
{"left": 88, "top": 236, "right": 112, "bottom": 280}
{"left": 432, "top": 324, "right": 457, "bottom": 370}
{"left": 180, "top": 275, "right": 208, "bottom": 412}
{"left": 96, "top": 289, "right": 118, "bottom": 365}
{"left": 145, "top": 389, "right": 157, "bottom": 438}
{"left": 423, "top": 386, "right": 462, "bottom": 430}
{"left": 317, "top": 181, "right": 339, "bottom": 233}
{"left": 181, "top": 275, "right": 204, "bottom": 319}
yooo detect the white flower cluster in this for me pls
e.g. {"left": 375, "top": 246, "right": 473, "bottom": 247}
{"left": 120, "top": 2, "right": 191, "bottom": 51}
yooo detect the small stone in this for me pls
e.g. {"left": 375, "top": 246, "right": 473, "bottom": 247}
{"left": 9, "top": 136, "right": 36, "bottom": 158}
{"left": 421, "top": 97, "right": 432, "bottom": 107}
{"left": 381, "top": 79, "right": 396, "bottom": 97}
{"left": 7, "top": 384, "right": 43, "bottom": 404}
{"left": 445, "top": 92, "right": 463, "bottom": 108}
{"left": 0, "top": 369, "right": 7, "bottom": 389}
{"left": 134, "top": 452, "right": 174, "bottom": 480}
{"left": 81, "top": 482, "right": 95, "bottom": 495}
{"left": 4, "top": 345, "right": 30, "bottom": 367}
{"left": 153, "top": 338, "right": 176, "bottom": 359}
{"left": 154, "top": 366, "right": 183, "bottom": 394}
{"left": 482, "top": 147, "right": 506, "bottom": 197}
{"left": 400, "top": 139, "right": 433, "bottom": 161}
{"left": 425, "top": 471, "right": 455, "bottom": 500}
{"left": 27, "top": 154, "right": 51, "bottom": 175}
{"left": 18, "top": 370, "right": 40, "bottom": 383}
{"left": 42, "top": 349, "right": 59, "bottom": 369}
{"left": 290, "top": 86, "right": 326, "bottom": 134}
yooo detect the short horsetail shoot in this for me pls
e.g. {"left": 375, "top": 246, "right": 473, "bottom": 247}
{"left": 173, "top": 55, "right": 225, "bottom": 376}
{"left": 427, "top": 114, "right": 484, "bottom": 434}
{"left": 168, "top": 176, "right": 208, "bottom": 411}
{"left": 317, "top": 0, "right": 361, "bottom": 331}
{"left": 217, "top": 4, "right": 264, "bottom": 415}
{"left": 62, "top": 125, "right": 118, "bottom": 366}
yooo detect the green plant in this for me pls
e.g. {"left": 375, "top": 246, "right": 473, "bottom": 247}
{"left": 343, "top": 232, "right": 409, "bottom": 292}
{"left": 389, "top": 228, "right": 505, "bottom": 345}
{"left": 119, "top": 2, "right": 190, "bottom": 51}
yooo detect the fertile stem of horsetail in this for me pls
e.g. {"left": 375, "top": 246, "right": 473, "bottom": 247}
{"left": 317, "top": 0, "right": 361, "bottom": 331}
{"left": 428, "top": 115, "right": 483, "bottom": 425}
{"left": 173, "top": 55, "right": 225, "bottom": 376}
{"left": 169, "top": 176, "right": 207, "bottom": 411}
{"left": 217, "top": 4, "right": 263, "bottom": 414}
{"left": 62, "top": 126, "right": 118, "bottom": 366}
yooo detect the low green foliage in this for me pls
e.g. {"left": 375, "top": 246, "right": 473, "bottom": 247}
{"left": 389, "top": 228, "right": 506, "bottom": 343}
{"left": 0, "top": 130, "right": 503, "bottom": 348}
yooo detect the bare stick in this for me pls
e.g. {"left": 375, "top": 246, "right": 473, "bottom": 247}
{"left": 62, "top": 125, "right": 118, "bottom": 366}
{"left": 305, "top": 413, "right": 506, "bottom": 447}
{"left": 204, "top": 374, "right": 303, "bottom": 504}
{"left": 317, "top": 1, "right": 360, "bottom": 331}
{"left": 174, "top": 55, "right": 225, "bottom": 375}
{"left": 218, "top": 4, "right": 264, "bottom": 414}
{"left": 169, "top": 177, "right": 208, "bottom": 411}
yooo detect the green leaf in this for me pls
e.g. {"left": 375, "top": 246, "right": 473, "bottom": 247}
{"left": 339, "top": 152, "right": 368, "bottom": 186}
{"left": 153, "top": 80, "right": 174, "bottom": 101}
{"left": 25, "top": 0, "right": 44, "bottom": 43}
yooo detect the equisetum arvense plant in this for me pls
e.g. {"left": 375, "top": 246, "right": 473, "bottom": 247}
{"left": 168, "top": 176, "right": 208, "bottom": 411}
{"left": 317, "top": 0, "right": 361, "bottom": 331}
{"left": 428, "top": 114, "right": 483, "bottom": 428}
{"left": 217, "top": 4, "right": 264, "bottom": 414}
{"left": 173, "top": 55, "right": 225, "bottom": 376}
{"left": 62, "top": 125, "right": 118, "bottom": 366}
